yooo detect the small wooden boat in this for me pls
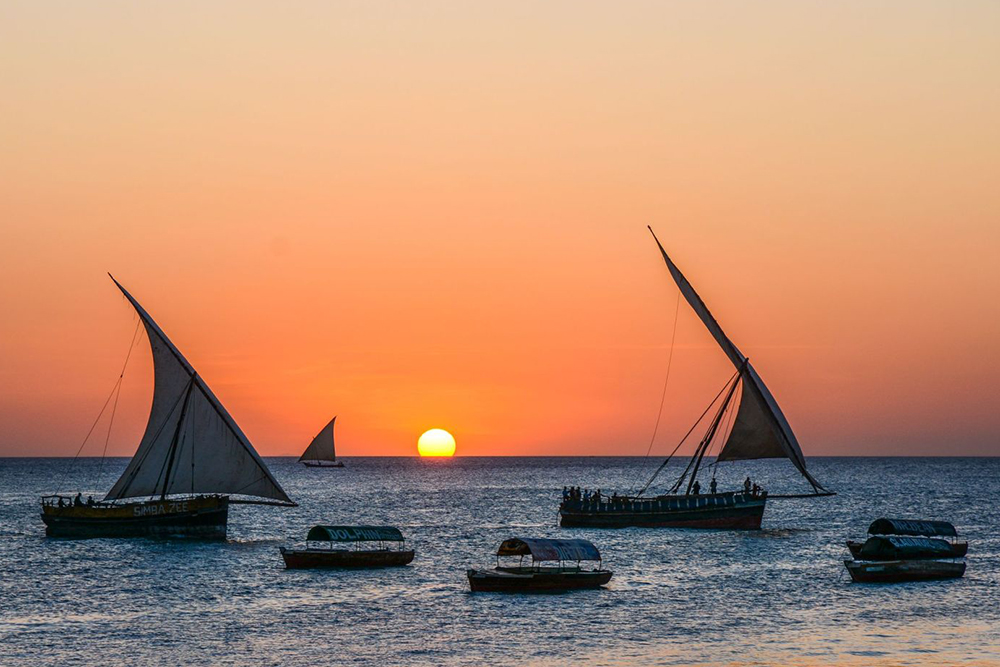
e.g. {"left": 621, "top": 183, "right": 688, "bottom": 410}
{"left": 299, "top": 417, "right": 345, "bottom": 468}
{"left": 844, "top": 559, "right": 966, "bottom": 583}
{"left": 280, "top": 525, "right": 414, "bottom": 569}
{"left": 467, "top": 538, "right": 612, "bottom": 593}
{"left": 847, "top": 518, "right": 969, "bottom": 559}
{"left": 843, "top": 518, "right": 966, "bottom": 583}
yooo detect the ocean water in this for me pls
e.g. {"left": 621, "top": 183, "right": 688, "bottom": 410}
{"left": 1, "top": 456, "right": 998, "bottom": 667}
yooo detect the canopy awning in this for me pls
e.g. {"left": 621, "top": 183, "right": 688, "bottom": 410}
{"left": 497, "top": 538, "right": 601, "bottom": 562}
{"left": 868, "top": 518, "right": 958, "bottom": 538}
{"left": 859, "top": 536, "right": 956, "bottom": 560}
{"left": 306, "top": 525, "right": 404, "bottom": 542}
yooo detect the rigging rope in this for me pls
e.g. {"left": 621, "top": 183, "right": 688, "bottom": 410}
{"left": 628, "top": 290, "right": 681, "bottom": 495}
{"left": 635, "top": 368, "right": 740, "bottom": 497}
{"left": 706, "top": 380, "right": 740, "bottom": 480}
{"left": 95, "top": 321, "right": 141, "bottom": 487}
{"left": 56, "top": 321, "right": 142, "bottom": 495}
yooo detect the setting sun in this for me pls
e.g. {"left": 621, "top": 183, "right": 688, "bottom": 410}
{"left": 417, "top": 429, "right": 456, "bottom": 457}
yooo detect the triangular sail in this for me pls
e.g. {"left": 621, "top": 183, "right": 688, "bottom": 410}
{"left": 104, "top": 276, "right": 295, "bottom": 505}
{"left": 299, "top": 417, "right": 337, "bottom": 462}
{"left": 648, "top": 228, "right": 827, "bottom": 493}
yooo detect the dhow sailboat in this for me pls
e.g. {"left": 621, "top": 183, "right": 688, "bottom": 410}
{"left": 41, "top": 276, "right": 296, "bottom": 539}
{"left": 299, "top": 416, "right": 345, "bottom": 467}
{"left": 559, "top": 228, "right": 833, "bottom": 529}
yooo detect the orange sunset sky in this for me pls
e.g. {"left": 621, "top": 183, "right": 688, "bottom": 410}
{"left": 1, "top": 1, "right": 998, "bottom": 457}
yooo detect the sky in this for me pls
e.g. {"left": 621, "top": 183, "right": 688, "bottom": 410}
{"left": 1, "top": 1, "right": 998, "bottom": 458}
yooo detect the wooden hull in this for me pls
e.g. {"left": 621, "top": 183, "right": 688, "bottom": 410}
{"left": 302, "top": 461, "right": 345, "bottom": 468}
{"left": 844, "top": 559, "right": 966, "bottom": 583}
{"left": 847, "top": 540, "right": 968, "bottom": 560}
{"left": 467, "top": 568, "right": 613, "bottom": 593}
{"left": 560, "top": 492, "right": 766, "bottom": 529}
{"left": 41, "top": 496, "right": 229, "bottom": 540}
{"left": 280, "top": 547, "right": 414, "bottom": 569}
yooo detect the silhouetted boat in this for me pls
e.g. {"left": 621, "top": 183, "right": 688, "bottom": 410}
{"left": 40, "top": 276, "right": 296, "bottom": 539}
{"left": 844, "top": 518, "right": 966, "bottom": 583}
{"left": 847, "top": 518, "right": 968, "bottom": 559}
{"left": 299, "top": 416, "right": 345, "bottom": 468}
{"left": 467, "top": 538, "right": 612, "bottom": 593}
{"left": 280, "top": 525, "right": 414, "bottom": 568}
{"left": 560, "top": 229, "right": 832, "bottom": 530}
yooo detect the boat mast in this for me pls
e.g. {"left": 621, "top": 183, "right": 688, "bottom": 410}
{"left": 159, "top": 377, "right": 196, "bottom": 500}
{"left": 684, "top": 375, "right": 740, "bottom": 495}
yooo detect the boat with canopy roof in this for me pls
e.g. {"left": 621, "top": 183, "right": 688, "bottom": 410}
{"left": 560, "top": 228, "right": 833, "bottom": 529}
{"left": 847, "top": 518, "right": 968, "bottom": 560}
{"left": 299, "top": 416, "right": 345, "bottom": 468}
{"left": 40, "top": 276, "right": 296, "bottom": 539}
{"left": 844, "top": 518, "right": 967, "bottom": 583}
{"left": 467, "top": 538, "right": 612, "bottom": 592}
{"left": 280, "top": 525, "right": 414, "bottom": 568}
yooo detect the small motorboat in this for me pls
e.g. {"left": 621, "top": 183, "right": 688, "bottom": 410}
{"left": 844, "top": 518, "right": 966, "bottom": 583}
{"left": 467, "top": 537, "right": 612, "bottom": 593}
{"left": 280, "top": 525, "right": 414, "bottom": 569}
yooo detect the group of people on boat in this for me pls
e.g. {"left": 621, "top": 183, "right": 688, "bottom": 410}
{"left": 563, "top": 486, "right": 604, "bottom": 503}
{"left": 743, "top": 477, "right": 764, "bottom": 497}
{"left": 56, "top": 493, "right": 95, "bottom": 508}
{"left": 563, "top": 476, "right": 765, "bottom": 504}
{"left": 688, "top": 479, "right": 718, "bottom": 495}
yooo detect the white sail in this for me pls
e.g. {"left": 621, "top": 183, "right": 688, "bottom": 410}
{"left": 299, "top": 417, "right": 337, "bottom": 462}
{"left": 104, "top": 276, "right": 295, "bottom": 505}
{"left": 648, "top": 228, "right": 827, "bottom": 493}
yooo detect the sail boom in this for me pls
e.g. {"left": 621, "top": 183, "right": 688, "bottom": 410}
{"left": 227, "top": 498, "right": 299, "bottom": 507}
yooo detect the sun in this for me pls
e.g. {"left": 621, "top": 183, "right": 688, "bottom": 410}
{"left": 417, "top": 429, "right": 456, "bottom": 457}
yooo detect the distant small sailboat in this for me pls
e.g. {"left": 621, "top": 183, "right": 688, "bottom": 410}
{"left": 41, "top": 275, "right": 296, "bottom": 540}
{"left": 299, "top": 417, "right": 345, "bottom": 468}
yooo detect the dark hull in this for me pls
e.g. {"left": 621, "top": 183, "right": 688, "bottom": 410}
{"left": 847, "top": 540, "right": 968, "bottom": 560}
{"left": 41, "top": 496, "right": 229, "bottom": 540}
{"left": 560, "top": 492, "right": 766, "bottom": 529}
{"left": 467, "top": 568, "right": 612, "bottom": 593}
{"left": 280, "top": 547, "right": 414, "bottom": 569}
{"left": 302, "top": 461, "right": 344, "bottom": 468}
{"left": 844, "top": 559, "right": 966, "bottom": 583}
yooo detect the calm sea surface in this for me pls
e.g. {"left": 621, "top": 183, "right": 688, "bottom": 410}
{"left": 1, "top": 456, "right": 998, "bottom": 666}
